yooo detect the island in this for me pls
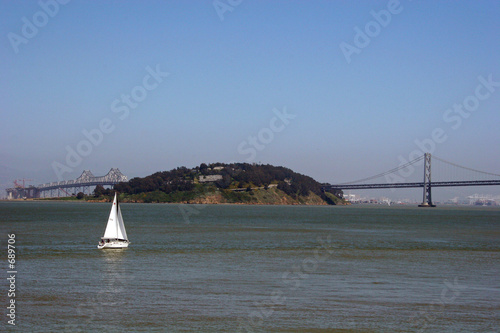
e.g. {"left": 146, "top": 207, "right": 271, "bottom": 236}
{"left": 88, "top": 163, "right": 346, "bottom": 205}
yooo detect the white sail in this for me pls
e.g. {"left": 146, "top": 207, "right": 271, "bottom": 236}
{"left": 116, "top": 201, "right": 128, "bottom": 240}
{"left": 102, "top": 193, "right": 128, "bottom": 240}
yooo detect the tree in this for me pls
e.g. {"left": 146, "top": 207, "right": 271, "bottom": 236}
{"left": 200, "top": 163, "right": 209, "bottom": 175}
{"left": 76, "top": 192, "right": 85, "bottom": 200}
{"left": 299, "top": 183, "right": 309, "bottom": 196}
{"left": 93, "top": 185, "right": 105, "bottom": 197}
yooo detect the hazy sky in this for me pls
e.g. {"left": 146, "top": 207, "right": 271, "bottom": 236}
{"left": 1, "top": 0, "right": 499, "bottom": 200}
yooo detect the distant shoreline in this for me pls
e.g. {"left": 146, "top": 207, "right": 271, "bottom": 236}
{"left": 0, "top": 198, "right": 342, "bottom": 206}
{"left": 2, "top": 198, "right": 499, "bottom": 209}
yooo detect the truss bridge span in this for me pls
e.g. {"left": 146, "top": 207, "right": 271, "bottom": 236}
{"left": 6, "top": 168, "right": 127, "bottom": 199}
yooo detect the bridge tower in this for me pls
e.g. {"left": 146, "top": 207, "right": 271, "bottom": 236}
{"left": 419, "top": 153, "right": 436, "bottom": 207}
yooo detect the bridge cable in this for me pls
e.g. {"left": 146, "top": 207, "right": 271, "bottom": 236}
{"left": 338, "top": 155, "right": 424, "bottom": 185}
{"left": 432, "top": 155, "right": 500, "bottom": 178}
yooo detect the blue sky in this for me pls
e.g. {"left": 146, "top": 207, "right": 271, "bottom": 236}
{"left": 1, "top": 0, "right": 499, "bottom": 200}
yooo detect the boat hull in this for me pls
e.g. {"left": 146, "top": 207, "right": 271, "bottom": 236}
{"left": 97, "top": 240, "right": 129, "bottom": 249}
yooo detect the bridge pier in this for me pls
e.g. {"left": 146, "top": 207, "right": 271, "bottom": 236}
{"left": 419, "top": 153, "right": 436, "bottom": 207}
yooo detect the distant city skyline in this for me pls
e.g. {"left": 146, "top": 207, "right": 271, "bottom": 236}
{"left": 1, "top": 1, "right": 499, "bottom": 201}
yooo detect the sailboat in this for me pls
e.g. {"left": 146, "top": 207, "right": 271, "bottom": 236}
{"left": 97, "top": 193, "right": 130, "bottom": 249}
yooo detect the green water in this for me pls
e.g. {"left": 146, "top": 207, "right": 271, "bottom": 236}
{"left": 1, "top": 202, "right": 499, "bottom": 332}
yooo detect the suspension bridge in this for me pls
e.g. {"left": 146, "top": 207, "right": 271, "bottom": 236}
{"left": 6, "top": 168, "right": 128, "bottom": 199}
{"left": 322, "top": 153, "right": 500, "bottom": 207}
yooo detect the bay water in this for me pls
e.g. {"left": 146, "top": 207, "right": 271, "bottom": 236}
{"left": 1, "top": 201, "right": 499, "bottom": 332}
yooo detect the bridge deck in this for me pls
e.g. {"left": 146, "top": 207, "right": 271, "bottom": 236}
{"left": 323, "top": 180, "right": 500, "bottom": 190}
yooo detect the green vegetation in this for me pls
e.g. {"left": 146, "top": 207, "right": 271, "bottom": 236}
{"left": 111, "top": 163, "right": 345, "bottom": 205}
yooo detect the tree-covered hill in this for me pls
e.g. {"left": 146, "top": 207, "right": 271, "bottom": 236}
{"left": 111, "top": 163, "right": 345, "bottom": 205}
